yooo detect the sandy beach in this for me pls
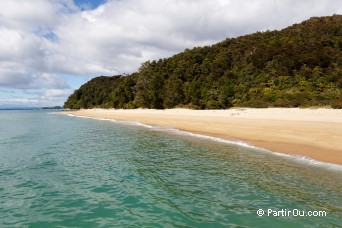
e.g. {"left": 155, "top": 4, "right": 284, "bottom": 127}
{"left": 62, "top": 108, "right": 342, "bottom": 165}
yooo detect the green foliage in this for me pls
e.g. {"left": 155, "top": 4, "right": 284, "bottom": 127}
{"left": 175, "top": 103, "right": 201, "bottom": 110}
{"left": 64, "top": 76, "right": 136, "bottom": 109}
{"left": 65, "top": 15, "right": 342, "bottom": 109}
{"left": 331, "top": 99, "right": 342, "bottom": 109}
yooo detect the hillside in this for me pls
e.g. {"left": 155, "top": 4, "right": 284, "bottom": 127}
{"left": 64, "top": 15, "right": 342, "bottom": 109}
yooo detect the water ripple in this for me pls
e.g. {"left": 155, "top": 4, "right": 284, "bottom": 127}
{"left": 0, "top": 111, "right": 341, "bottom": 227}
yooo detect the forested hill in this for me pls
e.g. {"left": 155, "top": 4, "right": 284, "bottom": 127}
{"left": 64, "top": 15, "right": 342, "bottom": 109}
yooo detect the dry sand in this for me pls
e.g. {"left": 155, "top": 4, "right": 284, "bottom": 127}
{"left": 62, "top": 108, "right": 342, "bottom": 165}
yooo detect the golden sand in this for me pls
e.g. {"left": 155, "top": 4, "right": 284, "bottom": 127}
{"left": 62, "top": 108, "right": 342, "bottom": 165}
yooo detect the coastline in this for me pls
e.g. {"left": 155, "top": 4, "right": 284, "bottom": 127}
{"left": 61, "top": 108, "right": 342, "bottom": 165}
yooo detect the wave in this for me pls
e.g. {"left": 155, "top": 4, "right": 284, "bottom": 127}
{"left": 65, "top": 113, "right": 342, "bottom": 172}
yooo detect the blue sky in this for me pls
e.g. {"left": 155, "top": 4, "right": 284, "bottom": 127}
{"left": 0, "top": 0, "right": 341, "bottom": 107}
{"left": 74, "top": 0, "right": 107, "bottom": 10}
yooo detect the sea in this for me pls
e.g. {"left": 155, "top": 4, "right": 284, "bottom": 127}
{"left": 0, "top": 110, "right": 341, "bottom": 227}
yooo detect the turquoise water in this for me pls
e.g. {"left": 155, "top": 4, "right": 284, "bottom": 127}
{"left": 0, "top": 110, "right": 341, "bottom": 227}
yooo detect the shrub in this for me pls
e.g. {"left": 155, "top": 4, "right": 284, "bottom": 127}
{"left": 331, "top": 99, "right": 342, "bottom": 109}
{"left": 176, "top": 103, "right": 201, "bottom": 110}
{"left": 242, "top": 100, "right": 269, "bottom": 108}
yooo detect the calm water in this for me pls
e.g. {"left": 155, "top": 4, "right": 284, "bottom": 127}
{"left": 0, "top": 110, "right": 341, "bottom": 227}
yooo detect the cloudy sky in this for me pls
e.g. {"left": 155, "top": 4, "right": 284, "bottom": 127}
{"left": 0, "top": 0, "right": 341, "bottom": 106}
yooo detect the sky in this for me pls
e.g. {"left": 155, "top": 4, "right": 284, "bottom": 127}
{"left": 0, "top": 0, "right": 341, "bottom": 107}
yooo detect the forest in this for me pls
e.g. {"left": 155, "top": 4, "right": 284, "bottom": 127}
{"left": 64, "top": 15, "right": 342, "bottom": 109}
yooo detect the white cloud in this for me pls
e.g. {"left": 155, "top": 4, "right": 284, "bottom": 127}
{"left": 0, "top": 97, "right": 41, "bottom": 105}
{"left": 38, "top": 88, "right": 73, "bottom": 106}
{"left": 0, "top": 0, "right": 74, "bottom": 91}
{"left": 0, "top": 28, "right": 40, "bottom": 61}
{"left": 0, "top": 88, "right": 72, "bottom": 106}
{"left": 0, "top": 63, "right": 69, "bottom": 89}
{"left": 0, "top": 0, "right": 341, "bottom": 105}
{"left": 0, "top": 0, "right": 56, "bottom": 31}
{"left": 41, "top": 88, "right": 72, "bottom": 100}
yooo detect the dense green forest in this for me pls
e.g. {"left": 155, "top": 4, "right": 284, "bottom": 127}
{"left": 64, "top": 15, "right": 342, "bottom": 109}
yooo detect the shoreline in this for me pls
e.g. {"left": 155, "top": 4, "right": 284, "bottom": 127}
{"left": 61, "top": 108, "right": 342, "bottom": 165}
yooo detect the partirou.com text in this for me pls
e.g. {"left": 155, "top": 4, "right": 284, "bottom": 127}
{"left": 257, "top": 209, "right": 327, "bottom": 217}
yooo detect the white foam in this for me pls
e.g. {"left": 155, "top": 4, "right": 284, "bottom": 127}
{"left": 66, "top": 114, "right": 153, "bottom": 128}
{"left": 66, "top": 114, "right": 342, "bottom": 172}
{"left": 262, "top": 149, "right": 342, "bottom": 171}
{"left": 115, "top": 120, "right": 154, "bottom": 129}
{"left": 161, "top": 127, "right": 257, "bottom": 149}
{"left": 159, "top": 128, "right": 342, "bottom": 172}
